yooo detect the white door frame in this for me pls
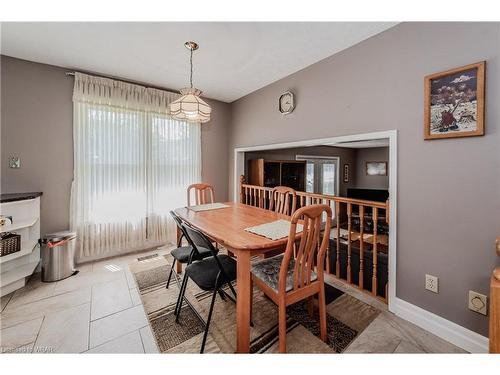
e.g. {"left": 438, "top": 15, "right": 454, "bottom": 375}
{"left": 233, "top": 130, "right": 398, "bottom": 312}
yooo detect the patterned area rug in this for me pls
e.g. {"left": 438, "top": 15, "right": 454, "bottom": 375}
{"left": 128, "top": 249, "right": 380, "bottom": 353}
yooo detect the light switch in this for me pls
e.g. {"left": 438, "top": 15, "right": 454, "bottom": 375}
{"left": 9, "top": 156, "right": 21, "bottom": 168}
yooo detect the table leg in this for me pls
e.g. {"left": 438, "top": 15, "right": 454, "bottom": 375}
{"left": 235, "top": 250, "right": 252, "bottom": 353}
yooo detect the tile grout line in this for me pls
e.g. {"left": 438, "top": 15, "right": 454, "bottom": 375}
{"left": 86, "top": 325, "right": 149, "bottom": 352}
{"left": 0, "top": 300, "right": 91, "bottom": 331}
{"left": 391, "top": 338, "right": 404, "bottom": 354}
{"left": 89, "top": 284, "right": 135, "bottom": 322}
{"left": 7, "top": 282, "right": 88, "bottom": 310}
{"left": 138, "top": 327, "right": 146, "bottom": 353}
{"left": 90, "top": 303, "right": 143, "bottom": 323}
{"left": 1, "top": 292, "right": 14, "bottom": 312}
{"left": 31, "top": 315, "right": 45, "bottom": 354}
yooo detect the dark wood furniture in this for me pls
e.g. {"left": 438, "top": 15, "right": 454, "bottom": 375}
{"left": 247, "top": 159, "right": 306, "bottom": 191}
{"left": 251, "top": 204, "right": 331, "bottom": 353}
{"left": 174, "top": 202, "right": 301, "bottom": 353}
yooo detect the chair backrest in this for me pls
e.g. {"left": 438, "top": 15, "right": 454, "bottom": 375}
{"left": 270, "top": 186, "right": 297, "bottom": 216}
{"left": 187, "top": 183, "right": 216, "bottom": 206}
{"left": 180, "top": 222, "right": 229, "bottom": 280}
{"left": 170, "top": 210, "right": 190, "bottom": 248}
{"left": 279, "top": 204, "right": 332, "bottom": 293}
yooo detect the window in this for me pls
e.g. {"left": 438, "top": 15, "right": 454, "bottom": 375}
{"left": 71, "top": 73, "right": 201, "bottom": 261}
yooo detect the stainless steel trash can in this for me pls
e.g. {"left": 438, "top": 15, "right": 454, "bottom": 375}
{"left": 41, "top": 231, "right": 77, "bottom": 282}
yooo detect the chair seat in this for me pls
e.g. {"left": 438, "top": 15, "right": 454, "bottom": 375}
{"left": 185, "top": 254, "right": 237, "bottom": 291}
{"left": 171, "top": 245, "right": 212, "bottom": 263}
{"left": 251, "top": 254, "right": 317, "bottom": 292}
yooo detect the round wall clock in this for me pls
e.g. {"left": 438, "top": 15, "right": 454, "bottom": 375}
{"left": 279, "top": 91, "right": 295, "bottom": 114}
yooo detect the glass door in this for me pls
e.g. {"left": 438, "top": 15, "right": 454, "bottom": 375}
{"left": 297, "top": 156, "right": 339, "bottom": 196}
{"left": 297, "top": 156, "right": 339, "bottom": 221}
{"left": 320, "top": 161, "right": 337, "bottom": 196}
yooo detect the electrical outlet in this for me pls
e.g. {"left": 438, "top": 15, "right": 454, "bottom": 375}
{"left": 468, "top": 291, "right": 487, "bottom": 315}
{"left": 425, "top": 274, "right": 439, "bottom": 293}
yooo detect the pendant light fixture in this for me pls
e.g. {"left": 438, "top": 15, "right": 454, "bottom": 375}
{"left": 169, "top": 41, "right": 212, "bottom": 123}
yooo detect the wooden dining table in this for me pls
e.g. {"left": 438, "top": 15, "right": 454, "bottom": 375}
{"left": 174, "top": 201, "right": 297, "bottom": 353}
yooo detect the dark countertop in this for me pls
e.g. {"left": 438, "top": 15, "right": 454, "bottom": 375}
{"left": 0, "top": 192, "right": 43, "bottom": 203}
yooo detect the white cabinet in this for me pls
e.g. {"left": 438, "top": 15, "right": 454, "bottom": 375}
{"left": 1, "top": 194, "right": 41, "bottom": 296}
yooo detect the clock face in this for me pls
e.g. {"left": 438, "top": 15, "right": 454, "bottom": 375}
{"left": 279, "top": 91, "right": 294, "bottom": 114}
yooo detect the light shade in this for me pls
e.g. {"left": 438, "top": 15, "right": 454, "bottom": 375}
{"left": 169, "top": 87, "right": 211, "bottom": 123}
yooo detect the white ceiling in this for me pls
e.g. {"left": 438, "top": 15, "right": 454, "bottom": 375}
{"left": 1, "top": 22, "right": 396, "bottom": 102}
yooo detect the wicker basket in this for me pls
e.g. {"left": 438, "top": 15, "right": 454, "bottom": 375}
{"left": 0, "top": 232, "right": 21, "bottom": 257}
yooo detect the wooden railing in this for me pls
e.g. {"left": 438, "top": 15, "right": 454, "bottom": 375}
{"left": 490, "top": 237, "right": 500, "bottom": 353}
{"left": 240, "top": 175, "right": 390, "bottom": 302}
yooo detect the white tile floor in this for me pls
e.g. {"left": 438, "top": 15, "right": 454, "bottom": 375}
{"left": 0, "top": 247, "right": 168, "bottom": 353}
{"left": 0, "top": 246, "right": 465, "bottom": 354}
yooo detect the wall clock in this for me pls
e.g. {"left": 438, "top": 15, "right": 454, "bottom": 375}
{"left": 279, "top": 91, "right": 295, "bottom": 114}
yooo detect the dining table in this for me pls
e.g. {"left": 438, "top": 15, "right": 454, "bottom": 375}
{"left": 174, "top": 201, "right": 298, "bottom": 353}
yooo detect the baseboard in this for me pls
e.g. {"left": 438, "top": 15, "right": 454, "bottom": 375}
{"left": 391, "top": 297, "right": 489, "bottom": 353}
{"left": 76, "top": 240, "right": 170, "bottom": 264}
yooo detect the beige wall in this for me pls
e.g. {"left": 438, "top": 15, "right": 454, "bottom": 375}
{"left": 1, "top": 56, "right": 231, "bottom": 234}
{"left": 229, "top": 22, "right": 500, "bottom": 336}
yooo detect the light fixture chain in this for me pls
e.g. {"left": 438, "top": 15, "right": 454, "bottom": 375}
{"left": 190, "top": 48, "right": 193, "bottom": 88}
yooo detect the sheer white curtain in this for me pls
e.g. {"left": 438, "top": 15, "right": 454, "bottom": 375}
{"left": 146, "top": 114, "right": 201, "bottom": 244}
{"left": 71, "top": 73, "right": 201, "bottom": 261}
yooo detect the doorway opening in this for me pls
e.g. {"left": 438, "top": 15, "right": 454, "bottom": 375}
{"left": 233, "top": 130, "right": 397, "bottom": 312}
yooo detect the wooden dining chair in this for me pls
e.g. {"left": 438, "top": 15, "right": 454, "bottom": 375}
{"left": 269, "top": 186, "right": 297, "bottom": 216}
{"left": 187, "top": 183, "right": 215, "bottom": 206}
{"left": 251, "top": 204, "right": 332, "bottom": 353}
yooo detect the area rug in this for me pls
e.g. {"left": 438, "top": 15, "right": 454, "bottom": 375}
{"left": 128, "top": 249, "right": 380, "bottom": 354}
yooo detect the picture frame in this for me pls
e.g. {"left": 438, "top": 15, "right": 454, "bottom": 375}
{"left": 424, "top": 61, "right": 485, "bottom": 140}
{"left": 366, "top": 161, "right": 387, "bottom": 176}
{"left": 343, "top": 164, "right": 349, "bottom": 183}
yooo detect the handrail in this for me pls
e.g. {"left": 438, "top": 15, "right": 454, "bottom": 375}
{"left": 240, "top": 183, "right": 388, "bottom": 210}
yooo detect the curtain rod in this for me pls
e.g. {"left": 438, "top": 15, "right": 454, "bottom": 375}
{"left": 65, "top": 71, "right": 176, "bottom": 93}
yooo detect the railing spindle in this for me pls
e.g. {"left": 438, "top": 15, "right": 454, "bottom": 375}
{"left": 359, "top": 205, "right": 365, "bottom": 289}
{"left": 336, "top": 201, "right": 341, "bottom": 278}
{"left": 372, "top": 207, "right": 378, "bottom": 296}
{"left": 347, "top": 203, "right": 352, "bottom": 283}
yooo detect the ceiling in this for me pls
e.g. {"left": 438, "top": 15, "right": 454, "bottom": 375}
{"left": 330, "top": 139, "right": 389, "bottom": 148}
{"left": 1, "top": 22, "right": 396, "bottom": 102}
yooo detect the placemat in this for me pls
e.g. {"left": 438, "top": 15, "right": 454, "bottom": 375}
{"left": 188, "top": 203, "right": 230, "bottom": 212}
{"left": 245, "top": 219, "right": 303, "bottom": 240}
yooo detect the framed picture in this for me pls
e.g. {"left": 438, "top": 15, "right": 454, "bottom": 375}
{"left": 424, "top": 61, "right": 485, "bottom": 140}
{"left": 343, "top": 164, "right": 349, "bottom": 183}
{"left": 366, "top": 161, "right": 387, "bottom": 176}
